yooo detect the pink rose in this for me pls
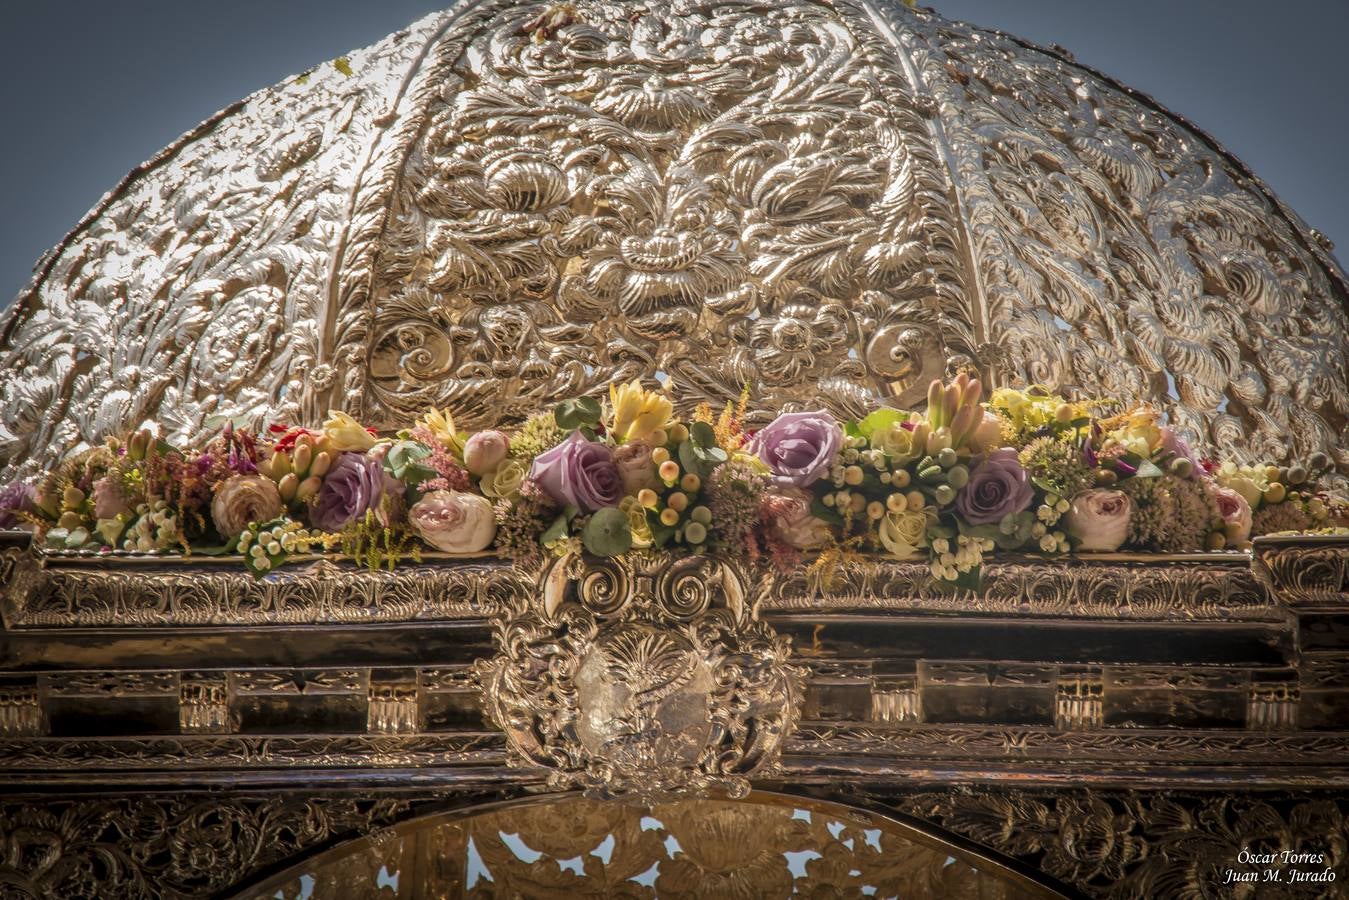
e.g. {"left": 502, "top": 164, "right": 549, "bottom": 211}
{"left": 211, "top": 475, "right": 284, "bottom": 539}
{"left": 612, "top": 440, "right": 656, "bottom": 494}
{"left": 968, "top": 411, "right": 1005, "bottom": 453}
{"left": 1064, "top": 489, "right": 1132, "bottom": 552}
{"left": 92, "top": 475, "right": 131, "bottom": 520}
{"left": 463, "top": 431, "right": 510, "bottom": 476}
{"left": 408, "top": 490, "right": 497, "bottom": 553}
{"left": 1213, "top": 485, "right": 1252, "bottom": 543}
{"left": 765, "top": 487, "right": 832, "bottom": 550}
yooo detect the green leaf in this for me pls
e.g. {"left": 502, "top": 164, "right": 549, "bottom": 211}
{"left": 554, "top": 397, "right": 602, "bottom": 431}
{"left": 855, "top": 407, "right": 907, "bottom": 441}
{"left": 540, "top": 512, "right": 571, "bottom": 546}
{"left": 809, "top": 496, "right": 845, "bottom": 526}
{"left": 690, "top": 421, "right": 716, "bottom": 448}
{"left": 384, "top": 440, "right": 434, "bottom": 483}
{"left": 582, "top": 507, "right": 633, "bottom": 557}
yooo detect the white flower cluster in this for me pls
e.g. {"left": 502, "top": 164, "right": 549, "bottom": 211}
{"left": 238, "top": 519, "right": 318, "bottom": 573}
{"left": 928, "top": 534, "right": 995, "bottom": 583}
{"left": 121, "top": 500, "right": 182, "bottom": 552}
{"left": 1032, "top": 492, "right": 1071, "bottom": 553}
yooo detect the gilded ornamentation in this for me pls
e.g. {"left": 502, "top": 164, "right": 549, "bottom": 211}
{"left": 0, "top": 550, "right": 532, "bottom": 629}
{"left": 880, "top": 3, "right": 1349, "bottom": 481}
{"left": 361, "top": 0, "right": 965, "bottom": 430}
{"left": 0, "top": 795, "right": 414, "bottom": 900}
{"left": 892, "top": 788, "right": 1349, "bottom": 899}
{"left": 476, "top": 551, "right": 804, "bottom": 801}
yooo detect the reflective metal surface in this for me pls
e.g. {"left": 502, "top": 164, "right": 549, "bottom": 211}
{"left": 2, "top": 0, "right": 1345, "bottom": 484}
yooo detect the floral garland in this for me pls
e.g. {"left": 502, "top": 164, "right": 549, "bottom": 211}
{"left": 2, "top": 377, "right": 1344, "bottom": 587}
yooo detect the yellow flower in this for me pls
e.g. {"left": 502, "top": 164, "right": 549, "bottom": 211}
{"left": 322, "top": 410, "right": 377, "bottom": 452}
{"left": 878, "top": 506, "right": 932, "bottom": 560}
{"left": 619, "top": 495, "right": 654, "bottom": 549}
{"left": 609, "top": 379, "right": 673, "bottom": 443}
{"left": 417, "top": 407, "right": 465, "bottom": 457}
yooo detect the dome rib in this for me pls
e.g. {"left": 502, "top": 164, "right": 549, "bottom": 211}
{"left": 0, "top": 0, "right": 1344, "bottom": 485}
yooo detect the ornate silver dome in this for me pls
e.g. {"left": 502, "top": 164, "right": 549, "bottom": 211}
{"left": 2, "top": 0, "right": 1345, "bottom": 482}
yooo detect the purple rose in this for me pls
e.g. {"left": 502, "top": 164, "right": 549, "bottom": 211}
{"left": 955, "top": 448, "right": 1035, "bottom": 525}
{"left": 749, "top": 410, "right": 843, "bottom": 487}
{"left": 309, "top": 453, "right": 386, "bottom": 532}
{"left": 0, "top": 482, "right": 35, "bottom": 528}
{"left": 528, "top": 431, "right": 623, "bottom": 513}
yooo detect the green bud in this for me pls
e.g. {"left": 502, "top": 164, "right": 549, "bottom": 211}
{"left": 1286, "top": 465, "right": 1307, "bottom": 485}
{"left": 946, "top": 464, "right": 969, "bottom": 489}
{"left": 934, "top": 484, "right": 956, "bottom": 506}
{"left": 919, "top": 465, "right": 943, "bottom": 482}
{"left": 690, "top": 506, "right": 712, "bottom": 525}
{"left": 684, "top": 521, "right": 708, "bottom": 545}
{"left": 936, "top": 447, "right": 958, "bottom": 469}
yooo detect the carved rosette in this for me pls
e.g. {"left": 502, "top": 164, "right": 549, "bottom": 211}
{"left": 475, "top": 551, "right": 804, "bottom": 802}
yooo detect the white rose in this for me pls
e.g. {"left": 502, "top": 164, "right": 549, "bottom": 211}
{"left": 408, "top": 490, "right": 496, "bottom": 553}
{"left": 1063, "top": 489, "right": 1132, "bottom": 552}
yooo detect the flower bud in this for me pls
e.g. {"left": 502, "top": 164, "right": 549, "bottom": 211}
{"left": 62, "top": 486, "right": 86, "bottom": 508}
{"left": 683, "top": 521, "right": 707, "bottom": 545}
{"left": 667, "top": 492, "right": 689, "bottom": 513}
{"left": 680, "top": 473, "right": 701, "bottom": 492}
{"left": 637, "top": 488, "right": 659, "bottom": 508}
{"left": 658, "top": 460, "right": 680, "bottom": 483}
{"left": 659, "top": 507, "right": 679, "bottom": 527}
{"left": 270, "top": 451, "right": 293, "bottom": 479}
{"left": 669, "top": 423, "right": 690, "bottom": 443}
{"left": 276, "top": 473, "right": 299, "bottom": 502}
{"left": 291, "top": 444, "right": 312, "bottom": 477}
{"left": 309, "top": 451, "right": 332, "bottom": 478}
{"left": 296, "top": 475, "right": 322, "bottom": 503}
{"left": 464, "top": 430, "right": 510, "bottom": 476}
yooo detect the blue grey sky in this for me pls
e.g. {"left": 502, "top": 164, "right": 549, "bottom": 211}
{"left": 1, "top": 1, "right": 1345, "bottom": 305}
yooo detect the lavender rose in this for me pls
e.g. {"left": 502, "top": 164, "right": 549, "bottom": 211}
{"left": 528, "top": 431, "right": 623, "bottom": 513}
{"left": 1158, "top": 426, "right": 1200, "bottom": 478}
{"left": 0, "top": 481, "right": 36, "bottom": 528}
{"left": 955, "top": 448, "right": 1035, "bottom": 525}
{"left": 211, "top": 475, "right": 284, "bottom": 538}
{"left": 749, "top": 410, "right": 843, "bottom": 487}
{"left": 1063, "top": 489, "right": 1132, "bottom": 551}
{"left": 309, "top": 453, "right": 385, "bottom": 532}
{"left": 1213, "top": 485, "right": 1252, "bottom": 544}
{"left": 408, "top": 490, "right": 496, "bottom": 553}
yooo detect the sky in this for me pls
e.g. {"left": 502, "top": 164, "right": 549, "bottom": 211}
{"left": 0, "top": 0, "right": 1345, "bottom": 305}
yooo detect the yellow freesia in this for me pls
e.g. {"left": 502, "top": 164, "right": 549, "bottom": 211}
{"left": 323, "top": 410, "right": 377, "bottom": 452}
{"left": 609, "top": 379, "right": 673, "bottom": 443}
{"left": 417, "top": 407, "right": 465, "bottom": 457}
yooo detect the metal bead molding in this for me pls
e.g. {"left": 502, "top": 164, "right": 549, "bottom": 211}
{"left": 2, "top": 0, "right": 1345, "bottom": 483}
{"left": 475, "top": 550, "right": 805, "bottom": 801}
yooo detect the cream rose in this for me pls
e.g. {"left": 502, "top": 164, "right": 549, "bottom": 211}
{"left": 619, "top": 496, "right": 654, "bottom": 549}
{"left": 870, "top": 421, "right": 923, "bottom": 465}
{"left": 479, "top": 458, "right": 526, "bottom": 501}
{"left": 1213, "top": 486, "right": 1253, "bottom": 544}
{"left": 612, "top": 440, "right": 657, "bottom": 494}
{"left": 1064, "top": 489, "right": 1132, "bottom": 551}
{"left": 212, "top": 475, "right": 284, "bottom": 539}
{"left": 878, "top": 508, "right": 930, "bottom": 559}
{"left": 408, "top": 490, "right": 496, "bottom": 553}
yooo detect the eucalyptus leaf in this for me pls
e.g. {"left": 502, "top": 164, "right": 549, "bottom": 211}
{"left": 690, "top": 421, "right": 716, "bottom": 448}
{"left": 582, "top": 507, "right": 633, "bottom": 557}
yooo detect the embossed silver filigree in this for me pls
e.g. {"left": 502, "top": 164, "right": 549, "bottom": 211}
{"left": 476, "top": 551, "right": 804, "bottom": 802}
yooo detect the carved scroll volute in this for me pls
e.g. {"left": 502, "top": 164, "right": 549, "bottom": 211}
{"left": 1250, "top": 535, "right": 1349, "bottom": 609}
{"left": 477, "top": 551, "right": 803, "bottom": 803}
